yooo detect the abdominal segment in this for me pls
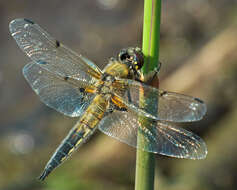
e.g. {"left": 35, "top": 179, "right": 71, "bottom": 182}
{"left": 39, "top": 95, "right": 108, "bottom": 180}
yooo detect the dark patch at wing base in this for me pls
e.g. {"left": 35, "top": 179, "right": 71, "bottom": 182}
{"left": 64, "top": 76, "right": 69, "bottom": 81}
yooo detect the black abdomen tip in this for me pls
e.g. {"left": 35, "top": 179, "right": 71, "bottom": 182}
{"left": 38, "top": 165, "right": 53, "bottom": 181}
{"left": 38, "top": 169, "right": 50, "bottom": 181}
{"left": 194, "top": 97, "right": 204, "bottom": 104}
{"left": 24, "top": 18, "right": 34, "bottom": 25}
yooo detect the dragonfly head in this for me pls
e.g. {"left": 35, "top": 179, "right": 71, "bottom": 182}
{"left": 118, "top": 47, "right": 144, "bottom": 80}
{"left": 118, "top": 47, "right": 144, "bottom": 71}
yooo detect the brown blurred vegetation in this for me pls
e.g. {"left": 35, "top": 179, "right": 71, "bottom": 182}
{"left": 0, "top": 0, "right": 237, "bottom": 189}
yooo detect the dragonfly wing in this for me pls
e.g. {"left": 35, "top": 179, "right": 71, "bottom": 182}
{"left": 23, "top": 62, "right": 95, "bottom": 117}
{"left": 98, "top": 109, "right": 207, "bottom": 159}
{"left": 9, "top": 18, "right": 102, "bottom": 80}
{"left": 113, "top": 79, "right": 207, "bottom": 122}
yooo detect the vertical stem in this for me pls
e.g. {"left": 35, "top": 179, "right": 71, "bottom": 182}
{"left": 135, "top": 0, "right": 161, "bottom": 190}
{"left": 142, "top": 0, "right": 161, "bottom": 74}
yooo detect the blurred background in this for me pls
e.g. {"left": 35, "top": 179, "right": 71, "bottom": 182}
{"left": 1, "top": 0, "right": 237, "bottom": 189}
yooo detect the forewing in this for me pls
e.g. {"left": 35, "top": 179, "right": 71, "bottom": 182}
{"left": 98, "top": 109, "right": 207, "bottom": 159}
{"left": 9, "top": 18, "right": 102, "bottom": 80}
{"left": 113, "top": 79, "right": 207, "bottom": 122}
{"left": 23, "top": 62, "right": 95, "bottom": 117}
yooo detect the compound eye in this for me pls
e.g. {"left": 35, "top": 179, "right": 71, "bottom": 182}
{"left": 119, "top": 50, "right": 130, "bottom": 62}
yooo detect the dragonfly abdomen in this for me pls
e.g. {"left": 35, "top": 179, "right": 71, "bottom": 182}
{"left": 39, "top": 95, "right": 108, "bottom": 180}
{"left": 38, "top": 124, "right": 94, "bottom": 180}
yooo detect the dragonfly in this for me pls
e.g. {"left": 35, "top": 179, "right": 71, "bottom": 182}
{"left": 9, "top": 18, "right": 207, "bottom": 181}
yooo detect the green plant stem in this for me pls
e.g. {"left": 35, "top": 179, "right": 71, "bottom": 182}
{"left": 142, "top": 0, "right": 161, "bottom": 75}
{"left": 135, "top": 0, "right": 161, "bottom": 190}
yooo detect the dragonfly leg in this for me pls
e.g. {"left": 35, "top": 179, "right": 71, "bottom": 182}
{"left": 126, "top": 89, "right": 132, "bottom": 103}
{"left": 141, "top": 61, "right": 162, "bottom": 83}
{"left": 107, "top": 99, "right": 127, "bottom": 113}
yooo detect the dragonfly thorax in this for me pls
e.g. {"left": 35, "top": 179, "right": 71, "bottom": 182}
{"left": 96, "top": 73, "right": 115, "bottom": 95}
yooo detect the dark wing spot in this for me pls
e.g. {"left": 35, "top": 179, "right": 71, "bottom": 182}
{"left": 160, "top": 91, "right": 167, "bottom": 96}
{"left": 56, "top": 40, "right": 60, "bottom": 48}
{"left": 24, "top": 18, "right": 34, "bottom": 25}
{"left": 194, "top": 97, "right": 204, "bottom": 104}
{"left": 37, "top": 60, "right": 47, "bottom": 65}
{"left": 64, "top": 76, "right": 69, "bottom": 81}
{"left": 79, "top": 88, "right": 85, "bottom": 93}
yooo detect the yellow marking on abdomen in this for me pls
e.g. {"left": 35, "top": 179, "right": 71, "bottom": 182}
{"left": 65, "top": 95, "right": 108, "bottom": 157}
{"left": 43, "top": 95, "right": 108, "bottom": 171}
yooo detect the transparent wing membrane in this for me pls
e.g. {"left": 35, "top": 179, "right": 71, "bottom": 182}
{"left": 10, "top": 18, "right": 208, "bottom": 171}
{"left": 114, "top": 79, "right": 207, "bottom": 122}
{"left": 99, "top": 109, "right": 207, "bottom": 159}
{"left": 23, "top": 62, "right": 95, "bottom": 117}
{"left": 9, "top": 18, "right": 102, "bottom": 80}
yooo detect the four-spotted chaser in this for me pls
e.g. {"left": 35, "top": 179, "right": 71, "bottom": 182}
{"left": 9, "top": 18, "right": 207, "bottom": 181}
